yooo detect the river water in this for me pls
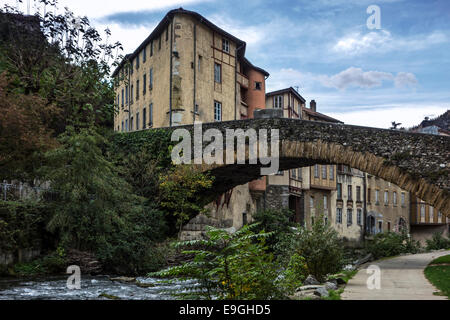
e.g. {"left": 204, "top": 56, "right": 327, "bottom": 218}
{"left": 0, "top": 276, "right": 199, "bottom": 300}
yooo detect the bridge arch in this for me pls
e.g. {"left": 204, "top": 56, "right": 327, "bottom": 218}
{"left": 173, "top": 118, "right": 450, "bottom": 216}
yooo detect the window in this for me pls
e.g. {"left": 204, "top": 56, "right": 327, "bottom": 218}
{"left": 149, "top": 103, "right": 153, "bottom": 126}
{"left": 292, "top": 169, "right": 297, "bottom": 179}
{"left": 130, "top": 116, "right": 133, "bottom": 131}
{"left": 125, "top": 119, "right": 128, "bottom": 132}
{"left": 143, "top": 74, "right": 147, "bottom": 95}
{"left": 314, "top": 165, "right": 319, "bottom": 178}
{"left": 297, "top": 168, "right": 302, "bottom": 180}
{"left": 378, "top": 221, "right": 383, "bottom": 232}
{"left": 274, "top": 95, "right": 283, "bottom": 109}
{"left": 401, "top": 192, "right": 405, "bottom": 206}
{"left": 198, "top": 55, "right": 202, "bottom": 72}
{"left": 357, "top": 208, "right": 362, "bottom": 226}
{"left": 348, "top": 185, "right": 353, "bottom": 200}
{"left": 136, "top": 80, "right": 140, "bottom": 100}
{"left": 130, "top": 85, "right": 134, "bottom": 104}
{"left": 356, "top": 186, "right": 361, "bottom": 202}
{"left": 347, "top": 209, "right": 353, "bottom": 225}
{"left": 136, "top": 112, "right": 139, "bottom": 131}
{"left": 420, "top": 204, "right": 426, "bottom": 222}
{"left": 393, "top": 191, "right": 397, "bottom": 205}
{"left": 149, "top": 68, "right": 153, "bottom": 90}
{"left": 136, "top": 54, "right": 140, "bottom": 69}
{"left": 143, "top": 47, "right": 146, "bottom": 62}
{"left": 384, "top": 191, "right": 389, "bottom": 205}
{"left": 222, "top": 38, "right": 229, "bottom": 53}
{"left": 125, "top": 86, "right": 129, "bottom": 104}
{"left": 337, "top": 183, "right": 342, "bottom": 199}
{"left": 121, "top": 89, "right": 124, "bottom": 108}
{"left": 368, "top": 188, "right": 372, "bottom": 202}
{"left": 214, "top": 63, "right": 221, "bottom": 83}
{"left": 430, "top": 206, "right": 434, "bottom": 222}
{"left": 324, "top": 195, "right": 328, "bottom": 210}
{"left": 336, "top": 208, "right": 342, "bottom": 224}
{"left": 322, "top": 165, "right": 327, "bottom": 179}
{"left": 387, "top": 222, "right": 391, "bottom": 231}
{"left": 214, "top": 101, "right": 222, "bottom": 122}
{"left": 150, "top": 40, "right": 153, "bottom": 56}
{"left": 375, "top": 190, "right": 380, "bottom": 204}
{"left": 143, "top": 108, "right": 147, "bottom": 129}
{"left": 255, "top": 82, "right": 262, "bottom": 90}
{"left": 310, "top": 196, "right": 314, "bottom": 208}
{"left": 329, "top": 166, "right": 334, "bottom": 180}
{"left": 121, "top": 121, "right": 124, "bottom": 132}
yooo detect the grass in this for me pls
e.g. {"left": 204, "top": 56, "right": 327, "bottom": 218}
{"left": 424, "top": 254, "right": 450, "bottom": 298}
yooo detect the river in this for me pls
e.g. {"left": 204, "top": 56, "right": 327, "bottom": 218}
{"left": 0, "top": 276, "right": 199, "bottom": 300}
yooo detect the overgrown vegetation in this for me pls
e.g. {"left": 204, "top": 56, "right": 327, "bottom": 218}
{"left": 426, "top": 232, "right": 450, "bottom": 251}
{"left": 366, "top": 230, "right": 421, "bottom": 260}
{"left": 151, "top": 224, "right": 282, "bottom": 300}
{"left": 0, "top": 2, "right": 213, "bottom": 275}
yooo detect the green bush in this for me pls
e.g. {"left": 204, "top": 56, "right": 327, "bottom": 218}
{"left": 426, "top": 232, "right": 450, "bottom": 251}
{"left": 277, "top": 253, "right": 308, "bottom": 295}
{"left": 253, "top": 208, "right": 296, "bottom": 256}
{"left": 291, "top": 214, "right": 344, "bottom": 282}
{"left": 150, "top": 224, "right": 281, "bottom": 300}
{"left": 367, "top": 230, "right": 421, "bottom": 259}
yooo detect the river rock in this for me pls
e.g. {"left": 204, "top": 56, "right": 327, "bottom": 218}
{"left": 325, "top": 281, "right": 338, "bottom": 291}
{"left": 314, "top": 287, "right": 329, "bottom": 298}
{"left": 304, "top": 275, "right": 320, "bottom": 285}
{"left": 295, "top": 284, "right": 325, "bottom": 292}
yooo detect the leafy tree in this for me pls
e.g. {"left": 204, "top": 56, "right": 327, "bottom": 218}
{"left": 159, "top": 165, "right": 214, "bottom": 235}
{"left": 252, "top": 208, "right": 296, "bottom": 256}
{"left": 151, "top": 224, "right": 281, "bottom": 300}
{"left": 426, "top": 232, "right": 450, "bottom": 251}
{"left": 0, "top": 72, "right": 59, "bottom": 180}
{"left": 367, "top": 229, "right": 421, "bottom": 259}
{"left": 291, "top": 214, "right": 344, "bottom": 282}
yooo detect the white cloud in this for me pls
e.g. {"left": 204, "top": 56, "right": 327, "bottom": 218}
{"left": 333, "top": 30, "right": 449, "bottom": 55}
{"left": 394, "top": 72, "right": 418, "bottom": 88}
{"left": 319, "top": 67, "right": 395, "bottom": 90}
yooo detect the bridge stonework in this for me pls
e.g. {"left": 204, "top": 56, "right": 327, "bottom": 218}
{"left": 167, "top": 118, "right": 450, "bottom": 216}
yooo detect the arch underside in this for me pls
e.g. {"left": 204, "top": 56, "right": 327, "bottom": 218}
{"left": 197, "top": 140, "right": 450, "bottom": 217}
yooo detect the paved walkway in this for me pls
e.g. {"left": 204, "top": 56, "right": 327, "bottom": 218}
{"left": 342, "top": 251, "right": 449, "bottom": 300}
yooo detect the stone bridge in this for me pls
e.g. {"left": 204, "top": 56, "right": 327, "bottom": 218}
{"left": 163, "top": 118, "right": 450, "bottom": 216}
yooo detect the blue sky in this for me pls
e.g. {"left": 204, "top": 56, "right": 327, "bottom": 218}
{"left": 7, "top": 0, "right": 450, "bottom": 128}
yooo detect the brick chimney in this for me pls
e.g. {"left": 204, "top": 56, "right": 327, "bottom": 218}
{"left": 310, "top": 100, "right": 317, "bottom": 112}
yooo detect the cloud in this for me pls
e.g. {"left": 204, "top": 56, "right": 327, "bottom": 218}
{"left": 394, "top": 72, "right": 418, "bottom": 88}
{"left": 333, "top": 30, "right": 449, "bottom": 55}
{"left": 319, "top": 67, "right": 395, "bottom": 90}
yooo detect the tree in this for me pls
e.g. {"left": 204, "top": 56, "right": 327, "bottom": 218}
{"left": 159, "top": 165, "right": 214, "bottom": 235}
{"left": 0, "top": 72, "right": 59, "bottom": 181}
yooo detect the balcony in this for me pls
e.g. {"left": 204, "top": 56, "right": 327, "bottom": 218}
{"left": 237, "top": 72, "right": 249, "bottom": 89}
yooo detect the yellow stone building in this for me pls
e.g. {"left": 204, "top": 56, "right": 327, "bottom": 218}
{"left": 112, "top": 8, "right": 269, "bottom": 240}
{"left": 112, "top": 8, "right": 268, "bottom": 131}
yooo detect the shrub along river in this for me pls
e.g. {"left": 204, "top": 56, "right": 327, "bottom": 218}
{"left": 0, "top": 276, "right": 198, "bottom": 300}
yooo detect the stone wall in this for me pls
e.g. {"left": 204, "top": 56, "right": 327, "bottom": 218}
{"left": 0, "top": 248, "right": 41, "bottom": 267}
{"left": 410, "top": 224, "right": 449, "bottom": 246}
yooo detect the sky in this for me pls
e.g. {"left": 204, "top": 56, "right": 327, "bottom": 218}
{"left": 4, "top": 0, "right": 450, "bottom": 128}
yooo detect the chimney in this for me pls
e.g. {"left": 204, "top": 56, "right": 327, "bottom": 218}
{"left": 310, "top": 100, "right": 317, "bottom": 112}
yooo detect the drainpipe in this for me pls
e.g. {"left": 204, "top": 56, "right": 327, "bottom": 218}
{"left": 193, "top": 23, "right": 197, "bottom": 124}
{"left": 234, "top": 43, "right": 245, "bottom": 120}
{"left": 169, "top": 16, "right": 174, "bottom": 127}
{"left": 363, "top": 172, "right": 368, "bottom": 240}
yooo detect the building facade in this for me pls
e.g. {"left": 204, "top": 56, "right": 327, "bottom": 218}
{"left": 112, "top": 8, "right": 270, "bottom": 240}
